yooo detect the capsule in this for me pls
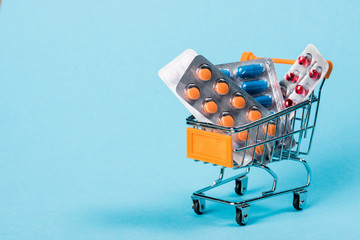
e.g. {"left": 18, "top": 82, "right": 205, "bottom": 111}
{"left": 241, "top": 80, "right": 268, "bottom": 95}
{"left": 295, "top": 85, "right": 309, "bottom": 96}
{"left": 220, "top": 69, "right": 231, "bottom": 77}
{"left": 254, "top": 95, "right": 273, "bottom": 108}
{"left": 297, "top": 53, "right": 312, "bottom": 67}
{"left": 237, "top": 64, "right": 264, "bottom": 79}
{"left": 284, "top": 99, "right": 294, "bottom": 108}
{"left": 285, "top": 70, "right": 300, "bottom": 83}
{"left": 309, "top": 66, "right": 322, "bottom": 80}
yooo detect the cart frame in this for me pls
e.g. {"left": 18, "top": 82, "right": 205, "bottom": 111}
{"left": 186, "top": 52, "right": 333, "bottom": 225}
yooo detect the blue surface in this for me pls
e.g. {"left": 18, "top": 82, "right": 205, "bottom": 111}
{"left": 0, "top": 1, "right": 359, "bottom": 239}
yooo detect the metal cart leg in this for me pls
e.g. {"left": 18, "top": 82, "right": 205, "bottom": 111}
{"left": 191, "top": 168, "right": 250, "bottom": 215}
{"left": 254, "top": 165, "right": 278, "bottom": 195}
{"left": 212, "top": 167, "right": 225, "bottom": 186}
{"left": 190, "top": 158, "right": 311, "bottom": 225}
{"left": 194, "top": 168, "right": 250, "bottom": 194}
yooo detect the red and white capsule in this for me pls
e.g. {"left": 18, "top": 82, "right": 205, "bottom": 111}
{"left": 285, "top": 70, "right": 300, "bottom": 83}
{"left": 309, "top": 66, "right": 322, "bottom": 80}
{"left": 284, "top": 99, "right": 294, "bottom": 108}
{"left": 294, "top": 85, "right": 309, "bottom": 96}
{"left": 297, "top": 53, "right": 312, "bottom": 67}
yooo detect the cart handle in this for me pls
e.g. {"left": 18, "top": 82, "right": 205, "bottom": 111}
{"left": 240, "top": 52, "right": 333, "bottom": 79}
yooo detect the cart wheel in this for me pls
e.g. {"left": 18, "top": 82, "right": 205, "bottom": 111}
{"left": 192, "top": 199, "right": 205, "bottom": 215}
{"left": 293, "top": 189, "right": 307, "bottom": 210}
{"left": 235, "top": 204, "right": 250, "bottom": 226}
{"left": 235, "top": 176, "right": 248, "bottom": 195}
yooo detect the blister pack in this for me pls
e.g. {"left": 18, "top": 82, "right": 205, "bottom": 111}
{"left": 280, "top": 44, "right": 329, "bottom": 107}
{"left": 159, "top": 49, "right": 272, "bottom": 166}
{"left": 216, "top": 58, "right": 284, "bottom": 113}
{"left": 217, "top": 59, "right": 291, "bottom": 151}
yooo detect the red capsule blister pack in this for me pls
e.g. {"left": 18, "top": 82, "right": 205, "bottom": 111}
{"left": 280, "top": 44, "right": 329, "bottom": 107}
{"left": 158, "top": 49, "right": 272, "bottom": 166}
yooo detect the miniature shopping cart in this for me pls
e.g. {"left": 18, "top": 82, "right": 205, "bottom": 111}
{"left": 187, "top": 52, "right": 333, "bottom": 226}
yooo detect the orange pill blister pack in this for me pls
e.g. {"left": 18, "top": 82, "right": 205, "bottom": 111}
{"left": 216, "top": 58, "right": 288, "bottom": 147}
{"left": 280, "top": 44, "right": 329, "bottom": 107}
{"left": 159, "top": 49, "right": 272, "bottom": 166}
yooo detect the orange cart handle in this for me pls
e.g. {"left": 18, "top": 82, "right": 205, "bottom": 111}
{"left": 240, "top": 51, "right": 333, "bottom": 79}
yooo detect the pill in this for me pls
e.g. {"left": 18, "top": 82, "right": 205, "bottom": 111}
{"left": 185, "top": 84, "right": 200, "bottom": 100}
{"left": 219, "top": 113, "right": 234, "bottom": 127}
{"left": 197, "top": 65, "right": 212, "bottom": 81}
{"left": 295, "top": 85, "right": 309, "bottom": 96}
{"left": 248, "top": 109, "right": 262, "bottom": 121}
{"left": 254, "top": 95, "right": 273, "bottom": 108}
{"left": 235, "top": 130, "right": 250, "bottom": 142}
{"left": 284, "top": 99, "right": 294, "bottom": 108}
{"left": 202, "top": 99, "right": 218, "bottom": 114}
{"left": 214, "top": 80, "right": 229, "bottom": 95}
{"left": 241, "top": 80, "right": 268, "bottom": 95}
{"left": 263, "top": 123, "right": 276, "bottom": 136}
{"left": 309, "top": 66, "right": 322, "bottom": 80}
{"left": 237, "top": 64, "right": 264, "bottom": 79}
{"left": 231, "top": 93, "right": 246, "bottom": 109}
{"left": 285, "top": 71, "right": 299, "bottom": 83}
{"left": 297, "top": 53, "right": 312, "bottom": 67}
{"left": 220, "top": 69, "right": 231, "bottom": 77}
{"left": 254, "top": 144, "right": 265, "bottom": 155}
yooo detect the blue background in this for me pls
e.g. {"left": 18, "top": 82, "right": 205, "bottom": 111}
{"left": 0, "top": 0, "right": 359, "bottom": 239}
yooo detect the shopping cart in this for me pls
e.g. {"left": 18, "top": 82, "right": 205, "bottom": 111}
{"left": 186, "top": 52, "right": 333, "bottom": 226}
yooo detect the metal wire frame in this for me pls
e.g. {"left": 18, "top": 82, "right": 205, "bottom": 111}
{"left": 186, "top": 79, "right": 325, "bottom": 168}
{"left": 188, "top": 79, "right": 326, "bottom": 222}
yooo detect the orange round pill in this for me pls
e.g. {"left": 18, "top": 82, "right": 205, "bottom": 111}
{"left": 231, "top": 94, "right": 246, "bottom": 109}
{"left": 203, "top": 100, "right": 218, "bottom": 114}
{"left": 254, "top": 144, "right": 265, "bottom": 155}
{"left": 185, "top": 85, "right": 200, "bottom": 100}
{"left": 263, "top": 123, "right": 276, "bottom": 136}
{"left": 197, "top": 66, "right": 212, "bottom": 81}
{"left": 235, "top": 130, "right": 250, "bottom": 142}
{"left": 248, "top": 109, "right": 262, "bottom": 121}
{"left": 214, "top": 80, "right": 229, "bottom": 95}
{"left": 219, "top": 114, "right": 234, "bottom": 127}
